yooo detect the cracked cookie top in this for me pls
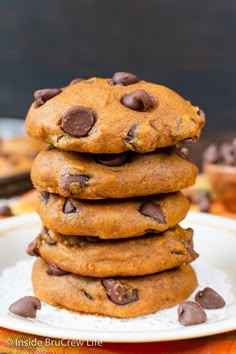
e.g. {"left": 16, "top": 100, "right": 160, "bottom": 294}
{"left": 25, "top": 73, "right": 205, "bottom": 153}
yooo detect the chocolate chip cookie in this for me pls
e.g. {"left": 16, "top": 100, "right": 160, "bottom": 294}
{"left": 25, "top": 74, "right": 205, "bottom": 154}
{"left": 32, "top": 225, "right": 198, "bottom": 277}
{"left": 31, "top": 146, "right": 198, "bottom": 199}
{"left": 0, "top": 136, "right": 44, "bottom": 179}
{"left": 37, "top": 191, "right": 189, "bottom": 238}
{"left": 32, "top": 257, "right": 197, "bottom": 318}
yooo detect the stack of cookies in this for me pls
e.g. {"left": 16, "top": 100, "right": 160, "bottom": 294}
{"left": 25, "top": 72, "right": 205, "bottom": 318}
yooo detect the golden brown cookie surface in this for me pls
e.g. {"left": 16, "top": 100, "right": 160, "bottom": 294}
{"left": 31, "top": 147, "right": 198, "bottom": 199}
{"left": 25, "top": 76, "right": 205, "bottom": 153}
{"left": 32, "top": 257, "right": 197, "bottom": 318}
{"left": 34, "top": 225, "right": 198, "bottom": 277}
{"left": 37, "top": 191, "right": 189, "bottom": 238}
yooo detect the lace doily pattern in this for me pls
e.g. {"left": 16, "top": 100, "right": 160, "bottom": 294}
{"left": 0, "top": 258, "right": 233, "bottom": 332}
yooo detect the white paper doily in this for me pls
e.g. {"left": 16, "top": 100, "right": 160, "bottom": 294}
{"left": 0, "top": 257, "right": 233, "bottom": 332}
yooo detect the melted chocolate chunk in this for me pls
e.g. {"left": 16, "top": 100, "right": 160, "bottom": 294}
{"left": 83, "top": 291, "right": 94, "bottom": 300}
{"left": 63, "top": 199, "right": 77, "bottom": 214}
{"left": 26, "top": 238, "right": 39, "bottom": 256}
{"left": 177, "top": 301, "right": 207, "bottom": 326}
{"left": 125, "top": 125, "right": 137, "bottom": 143}
{"left": 121, "top": 89, "right": 154, "bottom": 111}
{"left": 61, "top": 174, "right": 89, "bottom": 192}
{"left": 9, "top": 296, "right": 41, "bottom": 318}
{"left": 112, "top": 72, "right": 139, "bottom": 86}
{"left": 182, "top": 240, "right": 199, "bottom": 261}
{"left": 140, "top": 201, "right": 166, "bottom": 224}
{"left": 195, "top": 287, "right": 225, "bottom": 309}
{"left": 95, "top": 152, "right": 129, "bottom": 166}
{"left": 34, "top": 88, "right": 62, "bottom": 108}
{"left": 102, "top": 279, "right": 138, "bottom": 305}
{"left": 47, "top": 263, "right": 69, "bottom": 276}
{"left": 39, "top": 191, "right": 50, "bottom": 203}
{"left": 60, "top": 105, "right": 96, "bottom": 137}
{"left": 69, "top": 77, "right": 83, "bottom": 85}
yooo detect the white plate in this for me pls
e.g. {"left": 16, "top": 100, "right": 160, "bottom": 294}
{"left": 0, "top": 211, "right": 235, "bottom": 342}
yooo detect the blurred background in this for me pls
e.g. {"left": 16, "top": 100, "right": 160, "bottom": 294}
{"left": 0, "top": 0, "right": 235, "bottom": 164}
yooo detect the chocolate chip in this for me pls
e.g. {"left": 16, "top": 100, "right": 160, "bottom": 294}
{"left": 121, "top": 90, "right": 154, "bottom": 111}
{"left": 202, "top": 144, "right": 219, "bottom": 163}
{"left": 60, "top": 105, "right": 96, "bottom": 137}
{"left": 61, "top": 174, "right": 89, "bottom": 193}
{"left": 112, "top": 72, "right": 139, "bottom": 86}
{"left": 102, "top": 279, "right": 138, "bottom": 305}
{"left": 26, "top": 238, "right": 39, "bottom": 256}
{"left": 140, "top": 202, "right": 166, "bottom": 224}
{"left": 174, "top": 146, "right": 190, "bottom": 161}
{"left": 197, "top": 108, "right": 206, "bottom": 120}
{"left": 95, "top": 152, "right": 129, "bottom": 166}
{"left": 83, "top": 291, "right": 94, "bottom": 300}
{"left": 197, "top": 192, "right": 211, "bottom": 213}
{"left": 39, "top": 191, "right": 50, "bottom": 203}
{"left": 0, "top": 205, "right": 12, "bottom": 217}
{"left": 195, "top": 287, "right": 225, "bottom": 309}
{"left": 63, "top": 199, "right": 76, "bottom": 214}
{"left": 125, "top": 125, "right": 137, "bottom": 143}
{"left": 177, "top": 301, "right": 207, "bottom": 326}
{"left": 9, "top": 296, "right": 41, "bottom": 318}
{"left": 34, "top": 88, "right": 62, "bottom": 108}
{"left": 180, "top": 136, "right": 199, "bottom": 144}
{"left": 47, "top": 263, "right": 69, "bottom": 276}
{"left": 183, "top": 241, "right": 199, "bottom": 261}
{"left": 69, "top": 78, "right": 83, "bottom": 85}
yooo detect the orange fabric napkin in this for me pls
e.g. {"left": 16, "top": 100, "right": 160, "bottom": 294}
{"left": 0, "top": 327, "right": 236, "bottom": 353}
